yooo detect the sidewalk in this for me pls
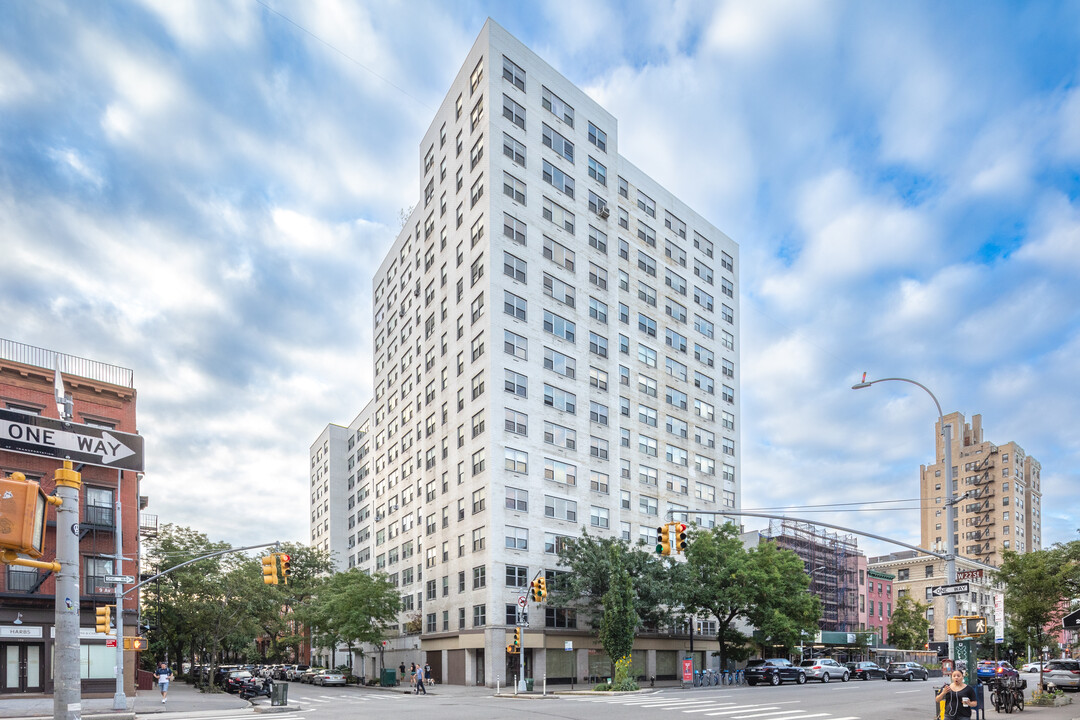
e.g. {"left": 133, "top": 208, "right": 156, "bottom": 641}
{"left": 0, "top": 681, "right": 249, "bottom": 720}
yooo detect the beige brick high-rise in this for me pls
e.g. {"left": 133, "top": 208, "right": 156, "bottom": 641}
{"left": 920, "top": 412, "right": 1042, "bottom": 566}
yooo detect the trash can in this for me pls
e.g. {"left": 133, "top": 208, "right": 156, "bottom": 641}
{"left": 381, "top": 668, "right": 398, "bottom": 687}
{"left": 271, "top": 682, "right": 288, "bottom": 707}
{"left": 526, "top": 678, "right": 534, "bottom": 692}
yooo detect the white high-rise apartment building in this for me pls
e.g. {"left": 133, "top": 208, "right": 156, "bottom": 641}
{"left": 310, "top": 20, "right": 739, "bottom": 686}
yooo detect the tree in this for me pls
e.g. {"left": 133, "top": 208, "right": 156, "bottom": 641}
{"left": 996, "top": 543, "right": 1080, "bottom": 656}
{"left": 682, "top": 522, "right": 821, "bottom": 669}
{"left": 307, "top": 568, "right": 401, "bottom": 667}
{"left": 551, "top": 530, "right": 677, "bottom": 631}
{"left": 888, "top": 594, "right": 930, "bottom": 650}
{"left": 599, "top": 545, "right": 638, "bottom": 677}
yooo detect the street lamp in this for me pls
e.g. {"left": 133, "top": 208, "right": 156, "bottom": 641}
{"left": 852, "top": 374, "right": 957, "bottom": 659}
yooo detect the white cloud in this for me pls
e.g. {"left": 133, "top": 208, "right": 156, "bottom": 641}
{"left": 136, "top": 0, "right": 257, "bottom": 50}
{"left": 1014, "top": 193, "right": 1080, "bottom": 271}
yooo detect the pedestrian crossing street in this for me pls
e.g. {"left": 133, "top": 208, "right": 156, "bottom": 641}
{"left": 569, "top": 692, "right": 861, "bottom": 720}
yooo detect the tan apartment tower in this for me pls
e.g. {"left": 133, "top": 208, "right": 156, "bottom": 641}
{"left": 920, "top": 412, "right": 1042, "bottom": 566}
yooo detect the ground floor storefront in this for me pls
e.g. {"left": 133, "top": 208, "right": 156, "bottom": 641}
{"left": 0, "top": 606, "right": 139, "bottom": 696}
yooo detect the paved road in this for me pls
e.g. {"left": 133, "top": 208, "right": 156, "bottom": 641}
{"left": 104, "top": 674, "right": 1078, "bottom": 720}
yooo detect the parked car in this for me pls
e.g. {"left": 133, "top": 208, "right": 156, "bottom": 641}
{"left": 1020, "top": 662, "right": 1046, "bottom": 674}
{"left": 1043, "top": 659, "right": 1080, "bottom": 691}
{"left": 845, "top": 661, "right": 886, "bottom": 680}
{"left": 213, "top": 665, "right": 240, "bottom": 686}
{"left": 886, "top": 662, "right": 929, "bottom": 681}
{"left": 745, "top": 658, "right": 806, "bottom": 686}
{"left": 313, "top": 670, "right": 347, "bottom": 686}
{"left": 977, "top": 660, "right": 1019, "bottom": 681}
{"left": 285, "top": 665, "right": 309, "bottom": 681}
{"left": 224, "top": 670, "right": 253, "bottom": 693}
{"left": 274, "top": 665, "right": 295, "bottom": 680}
{"left": 299, "top": 668, "right": 324, "bottom": 684}
{"left": 799, "top": 658, "right": 849, "bottom": 683}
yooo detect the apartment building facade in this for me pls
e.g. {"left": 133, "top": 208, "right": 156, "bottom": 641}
{"left": 311, "top": 20, "right": 739, "bottom": 685}
{"left": 920, "top": 412, "right": 1042, "bottom": 567}
{"left": 0, "top": 338, "right": 145, "bottom": 696}
{"left": 868, "top": 551, "right": 1000, "bottom": 646}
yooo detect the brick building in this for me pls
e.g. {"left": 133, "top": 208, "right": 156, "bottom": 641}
{"left": 0, "top": 338, "right": 146, "bottom": 695}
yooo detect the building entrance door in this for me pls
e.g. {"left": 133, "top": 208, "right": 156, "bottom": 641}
{"left": 1, "top": 643, "right": 44, "bottom": 693}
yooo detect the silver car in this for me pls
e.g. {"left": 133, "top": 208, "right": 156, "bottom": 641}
{"left": 314, "top": 670, "right": 347, "bottom": 686}
{"left": 1043, "top": 659, "right": 1080, "bottom": 691}
{"left": 799, "top": 658, "right": 850, "bottom": 683}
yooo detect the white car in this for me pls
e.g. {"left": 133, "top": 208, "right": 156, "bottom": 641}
{"left": 1021, "top": 662, "right": 1046, "bottom": 673}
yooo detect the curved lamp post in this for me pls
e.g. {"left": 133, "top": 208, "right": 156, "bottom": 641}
{"left": 852, "top": 374, "right": 957, "bottom": 659}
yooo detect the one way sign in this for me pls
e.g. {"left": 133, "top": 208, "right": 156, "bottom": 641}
{"left": 931, "top": 582, "right": 970, "bottom": 597}
{"left": 0, "top": 409, "right": 144, "bottom": 472}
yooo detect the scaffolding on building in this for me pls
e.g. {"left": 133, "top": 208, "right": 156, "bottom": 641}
{"left": 766, "top": 519, "right": 861, "bottom": 633}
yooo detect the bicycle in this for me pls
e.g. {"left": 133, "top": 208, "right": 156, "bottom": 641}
{"left": 693, "top": 670, "right": 701, "bottom": 688}
{"left": 734, "top": 668, "right": 746, "bottom": 686}
{"left": 988, "top": 676, "right": 1025, "bottom": 714}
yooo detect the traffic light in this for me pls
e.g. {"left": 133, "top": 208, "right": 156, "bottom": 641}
{"left": 95, "top": 605, "right": 112, "bottom": 634}
{"left": 947, "top": 617, "right": 961, "bottom": 636}
{"left": 261, "top": 555, "right": 278, "bottom": 585}
{"left": 673, "top": 523, "right": 688, "bottom": 553}
{"left": 278, "top": 553, "right": 292, "bottom": 585}
{"left": 655, "top": 523, "right": 671, "bottom": 556}
{"left": 0, "top": 472, "right": 52, "bottom": 559}
{"left": 506, "top": 627, "right": 521, "bottom": 654}
{"left": 530, "top": 577, "right": 548, "bottom": 603}
{"left": 124, "top": 637, "right": 147, "bottom": 651}
{"left": 965, "top": 616, "right": 988, "bottom": 636}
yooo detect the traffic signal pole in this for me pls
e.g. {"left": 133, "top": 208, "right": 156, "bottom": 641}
{"left": 112, "top": 470, "right": 126, "bottom": 711}
{"left": 53, "top": 462, "right": 82, "bottom": 720}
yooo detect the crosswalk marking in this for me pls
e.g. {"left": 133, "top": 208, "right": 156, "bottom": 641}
{"left": 704, "top": 706, "right": 781, "bottom": 716}
{"left": 728, "top": 710, "right": 809, "bottom": 719}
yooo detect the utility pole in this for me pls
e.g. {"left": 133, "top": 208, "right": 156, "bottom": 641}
{"left": 53, "top": 460, "right": 81, "bottom": 720}
{"left": 53, "top": 364, "right": 81, "bottom": 720}
{"left": 112, "top": 469, "right": 126, "bottom": 711}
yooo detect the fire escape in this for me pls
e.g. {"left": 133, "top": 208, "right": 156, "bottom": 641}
{"left": 963, "top": 445, "right": 997, "bottom": 559}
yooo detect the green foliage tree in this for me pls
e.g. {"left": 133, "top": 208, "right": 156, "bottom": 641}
{"left": 307, "top": 568, "right": 401, "bottom": 671}
{"left": 995, "top": 540, "right": 1080, "bottom": 667}
{"left": 888, "top": 594, "right": 931, "bottom": 650}
{"left": 599, "top": 545, "right": 639, "bottom": 687}
{"left": 552, "top": 530, "right": 676, "bottom": 631}
{"left": 681, "top": 522, "right": 821, "bottom": 669}
{"left": 141, "top": 526, "right": 334, "bottom": 690}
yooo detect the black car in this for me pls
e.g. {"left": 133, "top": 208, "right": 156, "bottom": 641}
{"left": 845, "top": 661, "right": 886, "bottom": 680}
{"left": 745, "top": 658, "right": 806, "bottom": 686}
{"left": 224, "top": 670, "right": 253, "bottom": 693}
{"left": 886, "top": 662, "right": 929, "bottom": 681}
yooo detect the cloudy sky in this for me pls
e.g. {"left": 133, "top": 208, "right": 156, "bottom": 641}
{"left": 2, "top": 1, "right": 1077, "bottom": 559}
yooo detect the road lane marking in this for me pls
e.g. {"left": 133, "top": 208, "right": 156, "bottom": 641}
{"left": 682, "top": 703, "right": 739, "bottom": 712}
{"left": 729, "top": 711, "right": 808, "bottom": 719}
{"left": 894, "top": 689, "right": 922, "bottom": 694}
{"left": 640, "top": 700, "right": 728, "bottom": 708}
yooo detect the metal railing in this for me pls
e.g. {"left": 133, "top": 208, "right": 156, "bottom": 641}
{"left": 0, "top": 338, "right": 133, "bottom": 388}
{"left": 6, "top": 566, "right": 40, "bottom": 592}
{"left": 84, "top": 505, "right": 116, "bottom": 528}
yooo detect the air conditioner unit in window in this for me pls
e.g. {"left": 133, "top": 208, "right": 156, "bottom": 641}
{"left": 597, "top": 205, "right": 610, "bottom": 219}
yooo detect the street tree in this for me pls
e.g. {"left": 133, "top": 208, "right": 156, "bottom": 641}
{"left": 996, "top": 541, "right": 1080, "bottom": 662}
{"left": 599, "top": 545, "right": 638, "bottom": 686}
{"left": 888, "top": 594, "right": 931, "bottom": 650}
{"left": 552, "top": 530, "right": 676, "bottom": 631}
{"left": 307, "top": 568, "right": 401, "bottom": 672}
{"left": 682, "top": 522, "right": 821, "bottom": 669}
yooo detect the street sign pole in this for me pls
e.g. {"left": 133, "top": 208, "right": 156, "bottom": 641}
{"left": 53, "top": 461, "right": 81, "bottom": 720}
{"left": 112, "top": 470, "right": 126, "bottom": 711}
